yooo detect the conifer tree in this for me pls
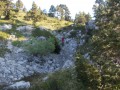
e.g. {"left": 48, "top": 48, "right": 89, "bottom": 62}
{"left": 49, "top": 5, "right": 56, "bottom": 17}
{"left": 4, "top": 0, "right": 13, "bottom": 19}
{"left": 16, "top": 0, "right": 23, "bottom": 10}
{"left": 23, "top": 7, "right": 27, "bottom": 12}
{"left": 76, "top": 0, "right": 120, "bottom": 89}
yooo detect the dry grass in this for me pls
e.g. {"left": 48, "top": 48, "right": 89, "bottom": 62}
{"left": 0, "top": 11, "right": 73, "bottom": 30}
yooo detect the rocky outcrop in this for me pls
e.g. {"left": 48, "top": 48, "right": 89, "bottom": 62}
{"left": 16, "top": 25, "right": 34, "bottom": 32}
{"left": 16, "top": 25, "right": 34, "bottom": 36}
{"left": 0, "top": 26, "right": 81, "bottom": 89}
{"left": 3, "top": 81, "right": 30, "bottom": 90}
{"left": 0, "top": 37, "right": 77, "bottom": 85}
{"left": 39, "top": 26, "right": 48, "bottom": 31}
{"left": 0, "top": 24, "right": 12, "bottom": 30}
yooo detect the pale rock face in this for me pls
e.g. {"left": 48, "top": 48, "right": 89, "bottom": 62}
{"left": 4, "top": 81, "right": 30, "bottom": 90}
{"left": 84, "top": 53, "right": 90, "bottom": 60}
{"left": 39, "top": 26, "right": 47, "bottom": 30}
{"left": 8, "top": 35, "right": 17, "bottom": 41}
{"left": 7, "top": 41, "right": 13, "bottom": 51}
{"left": 43, "top": 76, "right": 49, "bottom": 81}
{"left": 13, "top": 47, "right": 24, "bottom": 53}
{"left": 62, "top": 60, "right": 74, "bottom": 68}
{"left": 0, "top": 28, "right": 80, "bottom": 89}
{"left": 16, "top": 25, "right": 34, "bottom": 36}
{"left": 37, "top": 36, "right": 46, "bottom": 41}
{"left": 0, "top": 24, "right": 12, "bottom": 30}
{"left": 0, "top": 57, "right": 5, "bottom": 61}
{"left": 16, "top": 25, "right": 34, "bottom": 32}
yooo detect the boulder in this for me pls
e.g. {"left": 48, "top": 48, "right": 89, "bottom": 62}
{"left": 37, "top": 36, "right": 46, "bottom": 41}
{"left": 3, "top": 81, "right": 30, "bottom": 90}
{"left": 62, "top": 60, "right": 74, "bottom": 68}
{"left": 39, "top": 26, "right": 47, "bottom": 30}
{"left": 16, "top": 25, "right": 34, "bottom": 32}
{"left": 8, "top": 35, "right": 17, "bottom": 41}
{"left": 0, "top": 24, "right": 12, "bottom": 30}
{"left": 7, "top": 41, "right": 13, "bottom": 51}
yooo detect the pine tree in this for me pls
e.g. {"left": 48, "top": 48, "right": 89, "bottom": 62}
{"left": 56, "top": 5, "right": 64, "bottom": 20}
{"left": 38, "top": 7, "right": 42, "bottom": 15}
{"left": 23, "top": 7, "right": 27, "bottom": 12}
{"left": 56, "top": 4, "right": 71, "bottom": 20}
{"left": 0, "top": 1, "right": 6, "bottom": 17}
{"left": 49, "top": 5, "right": 56, "bottom": 17}
{"left": 75, "top": 0, "right": 120, "bottom": 89}
{"left": 77, "top": 0, "right": 120, "bottom": 89}
{"left": 31, "top": 1, "right": 38, "bottom": 20}
{"left": 85, "top": 13, "right": 91, "bottom": 22}
{"left": 74, "top": 12, "right": 91, "bottom": 25}
{"left": 16, "top": 0, "right": 23, "bottom": 10}
{"left": 4, "top": 0, "right": 13, "bottom": 20}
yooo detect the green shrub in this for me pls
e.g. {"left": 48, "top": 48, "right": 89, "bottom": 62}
{"left": 30, "top": 69, "right": 82, "bottom": 90}
{"left": 32, "top": 28, "right": 53, "bottom": 38}
{"left": 75, "top": 53, "right": 101, "bottom": 90}
{"left": 0, "top": 31, "right": 9, "bottom": 39}
{"left": 12, "top": 40, "right": 22, "bottom": 47}
{"left": 69, "top": 30, "right": 78, "bottom": 38}
{"left": 32, "top": 28, "right": 61, "bottom": 54}
{"left": 65, "top": 22, "right": 70, "bottom": 26}
{"left": 0, "top": 36, "right": 5, "bottom": 41}
{"left": 0, "top": 46, "right": 10, "bottom": 57}
{"left": 5, "top": 28, "right": 24, "bottom": 38}
{"left": 74, "top": 24, "right": 85, "bottom": 32}
{"left": 24, "top": 37, "right": 55, "bottom": 56}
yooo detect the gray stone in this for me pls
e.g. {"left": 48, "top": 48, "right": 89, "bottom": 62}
{"left": 0, "top": 24, "right": 12, "bottom": 30}
{"left": 62, "top": 60, "right": 74, "bottom": 68}
{"left": 37, "top": 36, "right": 46, "bottom": 41}
{"left": 39, "top": 26, "right": 47, "bottom": 30}
{"left": 4, "top": 81, "right": 30, "bottom": 90}
{"left": 0, "top": 28, "right": 79, "bottom": 86}
{"left": 16, "top": 25, "right": 34, "bottom": 31}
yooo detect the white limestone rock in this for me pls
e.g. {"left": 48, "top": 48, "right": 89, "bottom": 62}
{"left": 0, "top": 24, "right": 12, "bottom": 30}
{"left": 8, "top": 35, "right": 17, "bottom": 41}
{"left": 16, "top": 25, "right": 33, "bottom": 31}
{"left": 4, "top": 81, "right": 30, "bottom": 90}
{"left": 43, "top": 76, "right": 48, "bottom": 81}
{"left": 39, "top": 26, "right": 47, "bottom": 30}
{"left": 7, "top": 41, "right": 13, "bottom": 51}
{"left": 37, "top": 36, "right": 46, "bottom": 41}
{"left": 62, "top": 60, "right": 74, "bottom": 68}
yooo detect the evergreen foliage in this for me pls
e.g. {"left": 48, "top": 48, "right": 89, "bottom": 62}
{"left": 30, "top": 69, "right": 82, "bottom": 90}
{"left": 74, "top": 12, "right": 91, "bottom": 25}
{"left": 24, "top": 37, "right": 55, "bottom": 56}
{"left": 16, "top": 0, "right": 23, "bottom": 10}
{"left": 0, "top": 0, "right": 13, "bottom": 19}
{"left": 56, "top": 4, "right": 71, "bottom": 21}
{"left": 32, "top": 28, "right": 61, "bottom": 54}
{"left": 49, "top": 5, "right": 56, "bottom": 17}
{"left": 75, "top": 0, "right": 120, "bottom": 89}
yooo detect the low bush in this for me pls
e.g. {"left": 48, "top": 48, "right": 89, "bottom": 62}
{"left": 74, "top": 24, "right": 85, "bottom": 30}
{"left": 30, "top": 69, "right": 82, "bottom": 90}
{"left": 32, "top": 28, "right": 61, "bottom": 54}
{"left": 75, "top": 53, "right": 100, "bottom": 90}
{"left": 0, "top": 46, "right": 10, "bottom": 57}
{"left": 12, "top": 40, "right": 22, "bottom": 47}
{"left": 0, "top": 31, "right": 10, "bottom": 40}
{"left": 32, "top": 28, "right": 53, "bottom": 38}
{"left": 24, "top": 37, "right": 55, "bottom": 56}
{"left": 69, "top": 30, "right": 78, "bottom": 38}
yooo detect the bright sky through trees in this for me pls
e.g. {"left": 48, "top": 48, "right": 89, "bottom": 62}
{"left": 13, "top": 0, "right": 95, "bottom": 19}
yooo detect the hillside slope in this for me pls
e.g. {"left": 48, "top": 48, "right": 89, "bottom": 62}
{"left": 0, "top": 11, "right": 73, "bottom": 30}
